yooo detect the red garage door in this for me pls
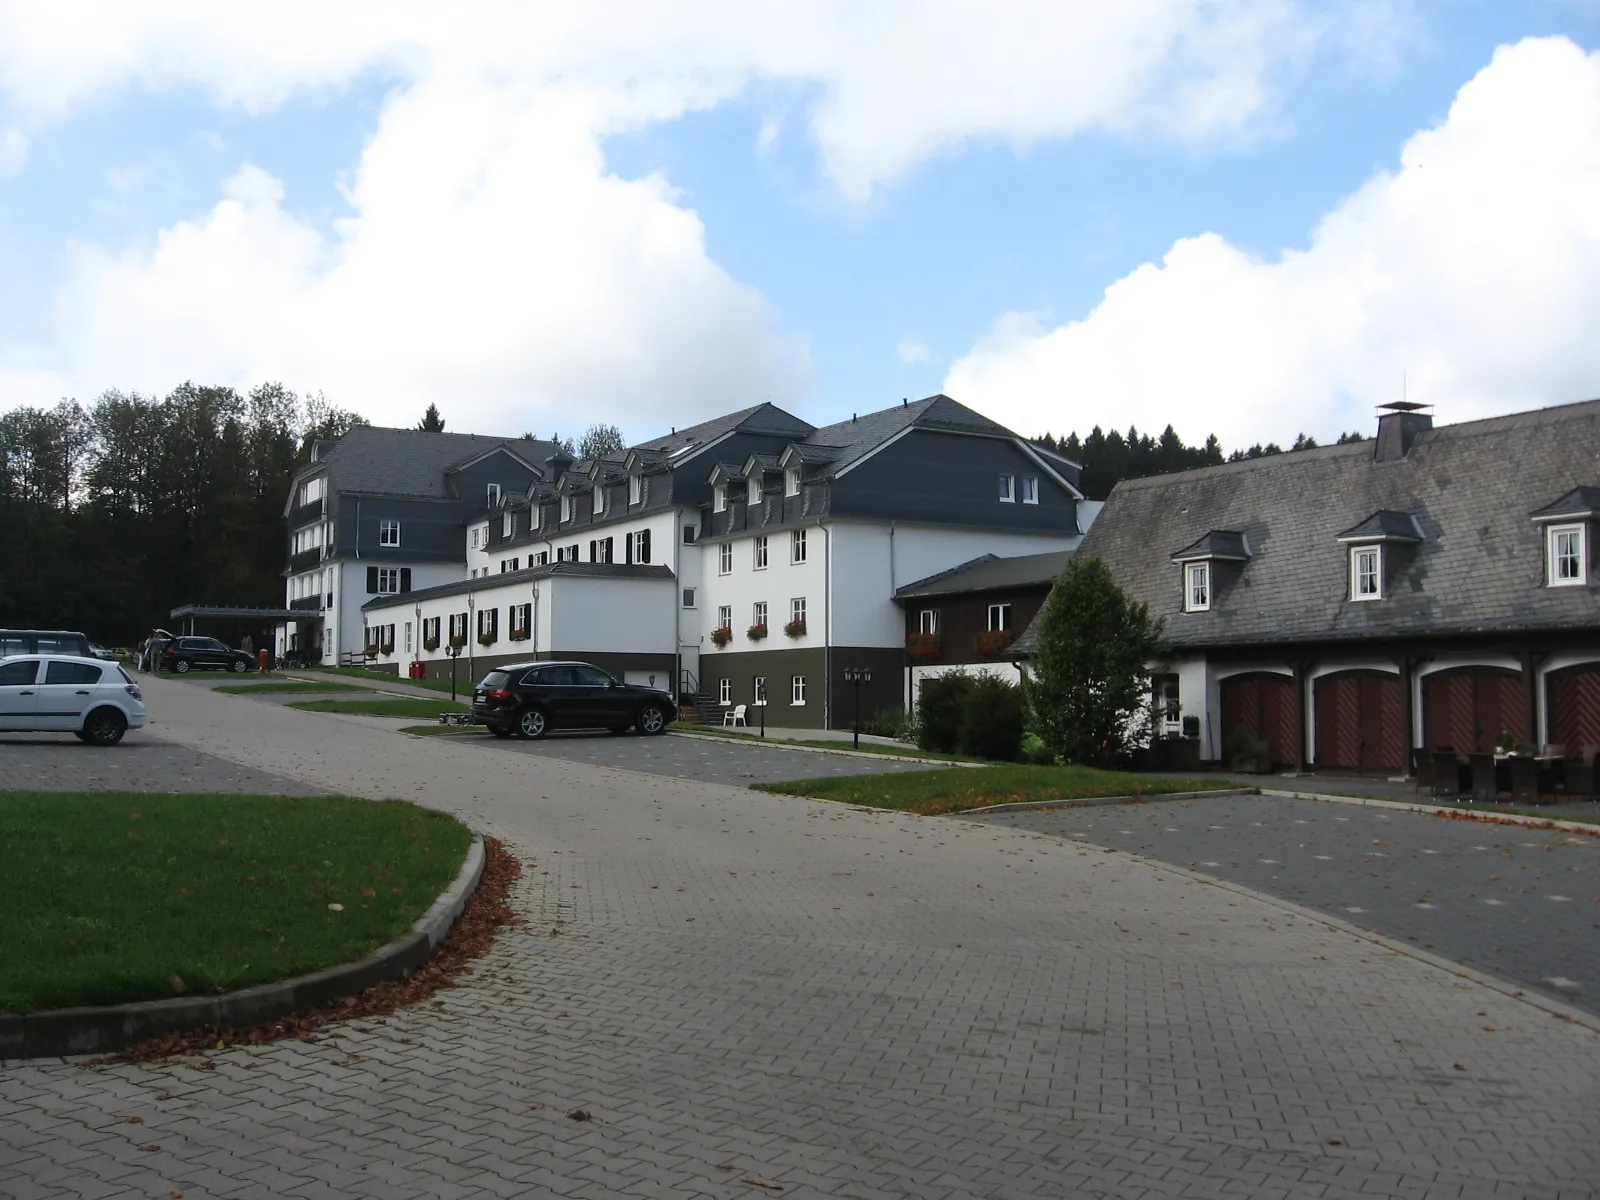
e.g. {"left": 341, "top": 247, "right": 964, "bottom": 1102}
{"left": 1422, "top": 667, "right": 1526, "bottom": 753}
{"left": 1547, "top": 663, "right": 1600, "bottom": 750}
{"left": 1314, "top": 671, "right": 1404, "bottom": 772}
{"left": 1220, "top": 673, "right": 1299, "bottom": 768}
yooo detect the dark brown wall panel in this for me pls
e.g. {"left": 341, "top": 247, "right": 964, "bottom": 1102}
{"left": 1422, "top": 667, "right": 1526, "bottom": 752}
{"left": 1315, "top": 671, "right": 1403, "bottom": 771}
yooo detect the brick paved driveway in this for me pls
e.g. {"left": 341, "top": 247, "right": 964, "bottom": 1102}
{"left": 968, "top": 795, "right": 1600, "bottom": 1017}
{"left": 2, "top": 675, "right": 1598, "bottom": 1199}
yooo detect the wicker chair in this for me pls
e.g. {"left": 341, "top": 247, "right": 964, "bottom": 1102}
{"left": 1430, "top": 748, "right": 1464, "bottom": 798}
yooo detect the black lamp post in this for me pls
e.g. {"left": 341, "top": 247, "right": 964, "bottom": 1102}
{"left": 842, "top": 665, "right": 872, "bottom": 749}
{"left": 447, "top": 644, "right": 462, "bottom": 703}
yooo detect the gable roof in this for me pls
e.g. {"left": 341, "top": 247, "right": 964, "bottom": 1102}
{"left": 1170, "top": 531, "right": 1252, "bottom": 562}
{"left": 896, "top": 550, "right": 1074, "bottom": 600}
{"left": 1531, "top": 485, "right": 1600, "bottom": 522}
{"left": 1335, "top": 510, "right": 1424, "bottom": 543}
{"left": 630, "top": 402, "right": 814, "bottom": 457}
{"left": 1074, "top": 398, "right": 1600, "bottom": 648}
{"left": 294, "top": 427, "right": 560, "bottom": 501}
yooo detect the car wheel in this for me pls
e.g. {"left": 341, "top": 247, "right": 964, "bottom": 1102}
{"left": 83, "top": 706, "right": 128, "bottom": 746}
{"left": 515, "top": 707, "right": 548, "bottom": 740}
{"left": 230, "top": 659, "right": 248, "bottom": 673}
{"left": 173, "top": 659, "right": 191, "bottom": 674}
{"left": 490, "top": 724, "right": 513, "bottom": 739}
{"left": 637, "top": 703, "right": 668, "bottom": 736}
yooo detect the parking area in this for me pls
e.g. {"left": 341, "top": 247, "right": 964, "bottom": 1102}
{"left": 0, "top": 733, "right": 322, "bottom": 794}
{"left": 967, "top": 792, "right": 1600, "bottom": 1015}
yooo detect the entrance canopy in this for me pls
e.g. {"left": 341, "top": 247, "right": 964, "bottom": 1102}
{"left": 167, "top": 604, "right": 303, "bottom": 636}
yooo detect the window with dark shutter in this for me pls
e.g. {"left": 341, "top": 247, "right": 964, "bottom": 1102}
{"left": 366, "top": 566, "right": 378, "bottom": 593}
{"left": 640, "top": 528, "right": 651, "bottom": 563}
{"left": 625, "top": 534, "right": 633, "bottom": 564}
{"left": 400, "top": 568, "right": 412, "bottom": 593}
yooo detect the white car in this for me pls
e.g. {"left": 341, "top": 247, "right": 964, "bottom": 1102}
{"left": 0, "top": 654, "right": 148, "bottom": 745}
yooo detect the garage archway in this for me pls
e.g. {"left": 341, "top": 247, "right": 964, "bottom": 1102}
{"left": 1219, "top": 672, "right": 1298, "bottom": 768}
{"left": 1547, "top": 662, "right": 1600, "bottom": 749}
{"left": 1314, "top": 670, "right": 1403, "bottom": 772}
{"left": 1422, "top": 666, "right": 1526, "bottom": 753}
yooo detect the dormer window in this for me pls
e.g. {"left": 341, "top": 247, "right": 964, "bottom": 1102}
{"left": 1184, "top": 562, "right": 1210, "bottom": 612}
{"left": 748, "top": 477, "right": 763, "bottom": 506}
{"left": 714, "top": 484, "right": 727, "bottom": 513}
{"left": 592, "top": 486, "right": 604, "bottom": 516}
{"left": 502, "top": 512, "right": 512, "bottom": 538}
{"left": 560, "top": 495, "right": 571, "bottom": 523}
{"left": 487, "top": 483, "right": 501, "bottom": 508}
{"left": 629, "top": 474, "right": 643, "bottom": 506}
{"left": 785, "top": 467, "right": 801, "bottom": 498}
{"left": 1549, "top": 524, "right": 1586, "bottom": 586}
{"left": 998, "top": 473, "right": 1015, "bottom": 503}
{"left": 1171, "top": 530, "right": 1249, "bottom": 613}
{"left": 1351, "top": 545, "right": 1382, "bottom": 601}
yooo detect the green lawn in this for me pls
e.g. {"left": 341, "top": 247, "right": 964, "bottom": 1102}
{"left": 288, "top": 697, "right": 470, "bottom": 718}
{"left": 215, "top": 681, "right": 370, "bottom": 695}
{"left": 298, "top": 666, "right": 467, "bottom": 695}
{"left": 676, "top": 725, "right": 980, "bottom": 762}
{"left": 756, "top": 764, "right": 1237, "bottom": 816}
{"left": 397, "top": 724, "right": 486, "bottom": 737}
{"left": 0, "top": 792, "right": 472, "bottom": 1013}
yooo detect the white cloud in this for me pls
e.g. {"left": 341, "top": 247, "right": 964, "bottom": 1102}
{"left": 898, "top": 339, "right": 930, "bottom": 365}
{"left": 945, "top": 37, "right": 1600, "bottom": 449}
{"left": 0, "top": 0, "right": 1405, "bottom": 430}
{"left": 0, "top": 125, "right": 24, "bottom": 173}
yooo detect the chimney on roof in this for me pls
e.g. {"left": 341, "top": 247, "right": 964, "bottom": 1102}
{"left": 852, "top": 413, "right": 857, "bottom": 422}
{"left": 1374, "top": 401, "right": 1431, "bottom": 463}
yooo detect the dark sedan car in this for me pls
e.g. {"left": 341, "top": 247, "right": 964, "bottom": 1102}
{"left": 472, "top": 660, "right": 676, "bottom": 739}
{"left": 161, "top": 636, "right": 255, "bottom": 674}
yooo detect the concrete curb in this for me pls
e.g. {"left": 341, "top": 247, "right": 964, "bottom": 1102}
{"left": 0, "top": 836, "right": 485, "bottom": 1061}
{"left": 1257, "top": 788, "right": 1600, "bottom": 837}
{"left": 671, "top": 729, "right": 977, "bottom": 768}
{"left": 955, "top": 788, "right": 1256, "bottom": 816}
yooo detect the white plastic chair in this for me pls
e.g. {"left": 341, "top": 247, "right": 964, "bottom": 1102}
{"left": 723, "top": 704, "right": 747, "bottom": 727}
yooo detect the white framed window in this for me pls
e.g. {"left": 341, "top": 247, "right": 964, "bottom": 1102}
{"left": 790, "top": 596, "right": 806, "bottom": 625}
{"left": 713, "top": 484, "right": 727, "bottom": 513}
{"left": 682, "top": 587, "right": 696, "bottom": 608}
{"left": 682, "top": 524, "right": 697, "bottom": 544}
{"left": 718, "top": 542, "right": 733, "bottom": 575}
{"left": 376, "top": 568, "right": 400, "bottom": 594}
{"left": 502, "top": 512, "right": 512, "bottom": 538}
{"left": 1184, "top": 562, "right": 1211, "bottom": 612}
{"left": 560, "top": 495, "right": 571, "bottom": 523}
{"left": 299, "top": 476, "right": 324, "bottom": 506}
{"left": 630, "top": 529, "right": 650, "bottom": 563}
{"left": 1549, "top": 523, "right": 1586, "bottom": 586}
{"left": 754, "top": 677, "right": 767, "bottom": 704}
{"left": 784, "top": 466, "right": 801, "bottom": 498}
{"left": 754, "top": 535, "right": 768, "bottom": 570}
{"left": 592, "top": 486, "right": 604, "bottom": 515}
{"left": 999, "top": 473, "right": 1015, "bottom": 502}
{"left": 717, "top": 604, "right": 732, "bottom": 630}
{"left": 791, "top": 528, "right": 807, "bottom": 564}
{"left": 470, "top": 526, "right": 480, "bottom": 549}
{"left": 791, "top": 675, "right": 807, "bottom": 705}
{"left": 629, "top": 474, "right": 643, "bottom": 505}
{"left": 1351, "top": 545, "right": 1382, "bottom": 601}
{"left": 379, "top": 519, "right": 400, "bottom": 547}
{"left": 404, "top": 622, "right": 413, "bottom": 653}
{"left": 919, "top": 608, "right": 938, "bottom": 634}
{"left": 987, "top": 603, "right": 1012, "bottom": 632}
{"left": 1020, "top": 476, "right": 1038, "bottom": 504}
{"left": 752, "top": 601, "right": 767, "bottom": 628}
{"left": 748, "top": 476, "right": 764, "bottom": 506}
{"left": 719, "top": 678, "right": 732, "bottom": 706}
{"left": 535, "top": 551, "right": 549, "bottom": 565}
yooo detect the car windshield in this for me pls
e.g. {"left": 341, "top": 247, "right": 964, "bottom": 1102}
{"left": 480, "top": 671, "right": 512, "bottom": 689}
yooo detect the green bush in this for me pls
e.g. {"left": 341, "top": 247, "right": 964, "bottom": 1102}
{"left": 958, "top": 674, "right": 1025, "bottom": 761}
{"left": 1020, "top": 731, "right": 1057, "bottom": 765}
{"left": 916, "top": 671, "right": 974, "bottom": 752}
{"left": 861, "top": 706, "right": 913, "bottom": 740}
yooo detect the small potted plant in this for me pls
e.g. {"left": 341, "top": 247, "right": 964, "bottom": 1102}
{"left": 710, "top": 626, "right": 733, "bottom": 649}
{"left": 973, "top": 629, "right": 1016, "bottom": 657}
{"left": 783, "top": 618, "right": 807, "bottom": 639}
{"left": 424, "top": 633, "right": 440, "bottom": 651}
{"left": 747, "top": 622, "right": 768, "bottom": 642}
{"left": 905, "top": 632, "right": 941, "bottom": 663}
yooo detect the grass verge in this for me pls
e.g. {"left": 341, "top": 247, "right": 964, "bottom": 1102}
{"left": 0, "top": 791, "right": 472, "bottom": 1013}
{"left": 755, "top": 764, "right": 1234, "bottom": 817}
{"left": 300, "top": 666, "right": 465, "bottom": 695}
{"left": 214, "top": 681, "right": 370, "bottom": 695}
{"left": 287, "top": 698, "right": 470, "bottom": 718}
{"left": 677, "top": 724, "right": 980, "bottom": 763}
{"left": 397, "top": 724, "right": 486, "bottom": 737}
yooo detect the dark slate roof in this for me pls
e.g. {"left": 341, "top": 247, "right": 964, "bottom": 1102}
{"left": 1073, "top": 398, "right": 1600, "bottom": 648}
{"left": 363, "top": 561, "right": 676, "bottom": 610}
{"left": 1532, "top": 485, "right": 1600, "bottom": 521}
{"left": 783, "top": 443, "right": 844, "bottom": 465}
{"left": 805, "top": 394, "right": 1015, "bottom": 476}
{"left": 294, "top": 427, "right": 557, "bottom": 500}
{"left": 631, "top": 402, "right": 814, "bottom": 456}
{"left": 1170, "top": 530, "right": 1252, "bottom": 562}
{"left": 1336, "top": 510, "right": 1424, "bottom": 542}
{"left": 895, "top": 551, "right": 1075, "bottom": 599}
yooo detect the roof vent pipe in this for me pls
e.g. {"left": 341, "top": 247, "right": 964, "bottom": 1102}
{"left": 1374, "top": 401, "right": 1432, "bottom": 463}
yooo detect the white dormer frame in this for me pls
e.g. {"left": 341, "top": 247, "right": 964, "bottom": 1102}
{"left": 629, "top": 474, "right": 643, "bottom": 505}
{"left": 1548, "top": 523, "right": 1587, "bottom": 587}
{"left": 560, "top": 494, "right": 572, "bottom": 523}
{"left": 784, "top": 466, "right": 801, "bottom": 498}
{"left": 713, "top": 483, "right": 727, "bottom": 513}
{"left": 747, "top": 475, "right": 763, "bottom": 506}
{"left": 487, "top": 482, "right": 502, "bottom": 509}
{"left": 1350, "top": 544, "right": 1382, "bottom": 601}
{"left": 501, "top": 511, "right": 513, "bottom": 538}
{"left": 592, "top": 484, "right": 604, "bottom": 515}
{"left": 1184, "top": 562, "right": 1210, "bottom": 613}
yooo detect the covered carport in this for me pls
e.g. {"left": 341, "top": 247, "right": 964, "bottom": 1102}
{"left": 167, "top": 604, "right": 304, "bottom": 660}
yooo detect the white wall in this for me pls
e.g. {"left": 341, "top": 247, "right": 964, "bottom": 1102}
{"left": 697, "top": 525, "right": 827, "bottom": 652}
{"left": 548, "top": 576, "right": 676, "bottom": 656}
{"left": 906, "top": 660, "right": 1021, "bottom": 709}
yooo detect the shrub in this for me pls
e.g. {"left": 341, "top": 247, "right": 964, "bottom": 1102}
{"left": 958, "top": 674, "right": 1025, "bottom": 761}
{"left": 861, "top": 706, "right": 912, "bottom": 740}
{"left": 1020, "top": 731, "right": 1057, "bottom": 765}
{"left": 916, "top": 671, "right": 974, "bottom": 753}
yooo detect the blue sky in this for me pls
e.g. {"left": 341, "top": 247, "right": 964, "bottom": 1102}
{"left": 1, "top": 3, "right": 1598, "bottom": 449}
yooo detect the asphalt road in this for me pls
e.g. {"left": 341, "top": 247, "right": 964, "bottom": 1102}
{"left": 967, "top": 792, "right": 1600, "bottom": 1016}
{"left": 0, "top": 733, "right": 320, "bottom": 794}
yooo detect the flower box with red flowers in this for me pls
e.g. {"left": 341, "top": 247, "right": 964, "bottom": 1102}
{"left": 783, "top": 619, "right": 807, "bottom": 639}
{"left": 746, "top": 622, "right": 768, "bottom": 641}
{"left": 710, "top": 626, "right": 733, "bottom": 648}
{"left": 973, "top": 628, "right": 1016, "bottom": 657}
{"left": 905, "top": 632, "right": 941, "bottom": 663}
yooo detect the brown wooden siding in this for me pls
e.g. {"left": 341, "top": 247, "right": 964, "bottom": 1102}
{"left": 1220, "top": 673, "right": 1298, "bottom": 767}
{"left": 1547, "top": 663, "right": 1600, "bottom": 749}
{"left": 1314, "top": 671, "right": 1404, "bottom": 771}
{"left": 1421, "top": 667, "right": 1526, "bottom": 752}
{"left": 902, "top": 585, "right": 1049, "bottom": 667}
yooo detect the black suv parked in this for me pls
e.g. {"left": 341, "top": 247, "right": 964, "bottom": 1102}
{"left": 472, "top": 660, "right": 677, "bottom": 740}
{"left": 161, "top": 636, "right": 255, "bottom": 674}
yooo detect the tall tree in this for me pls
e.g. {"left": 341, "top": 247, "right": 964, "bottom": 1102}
{"left": 577, "top": 422, "right": 626, "bottom": 459}
{"left": 1023, "top": 557, "right": 1163, "bottom": 766}
{"left": 416, "top": 402, "right": 446, "bottom": 432}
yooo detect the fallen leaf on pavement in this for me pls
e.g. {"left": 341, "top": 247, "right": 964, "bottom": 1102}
{"left": 567, "top": 1108, "right": 592, "bottom": 1122}
{"left": 742, "top": 1178, "right": 784, "bottom": 1190}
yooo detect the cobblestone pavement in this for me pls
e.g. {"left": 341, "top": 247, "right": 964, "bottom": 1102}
{"left": 3, "top": 675, "right": 1598, "bottom": 1199}
{"left": 967, "top": 795, "right": 1600, "bottom": 1018}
